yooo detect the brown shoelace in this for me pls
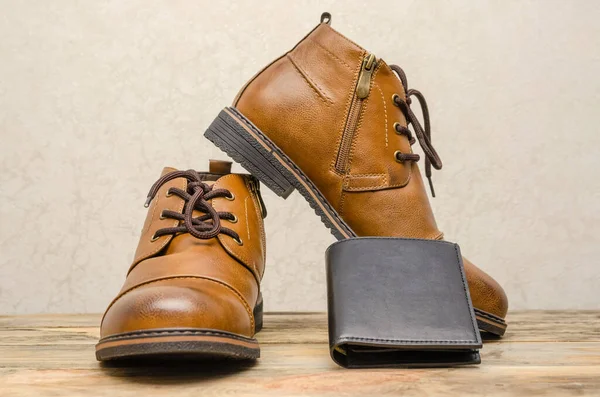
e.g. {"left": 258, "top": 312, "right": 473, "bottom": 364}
{"left": 390, "top": 64, "right": 443, "bottom": 197}
{"left": 144, "top": 170, "right": 240, "bottom": 243}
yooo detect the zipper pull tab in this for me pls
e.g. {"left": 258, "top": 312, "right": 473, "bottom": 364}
{"left": 356, "top": 53, "right": 377, "bottom": 99}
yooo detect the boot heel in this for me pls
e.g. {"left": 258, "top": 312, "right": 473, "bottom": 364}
{"left": 205, "top": 108, "right": 295, "bottom": 198}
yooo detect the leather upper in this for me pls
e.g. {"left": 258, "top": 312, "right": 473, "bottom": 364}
{"left": 100, "top": 166, "right": 266, "bottom": 338}
{"left": 235, "top": 23, "right": 440, "bottom": 240}
{"left": 235, "top": 21, "right": 508, "bottom": 319}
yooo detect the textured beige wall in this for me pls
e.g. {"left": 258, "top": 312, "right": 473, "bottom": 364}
{"left": 1, "top": 1, "right": 599, "bottom": 314}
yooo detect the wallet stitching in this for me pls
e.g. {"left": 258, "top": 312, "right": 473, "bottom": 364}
{"left": 454, "top": 244, "right": 480, "bottom": 340}
{"left": 337, "top": 337, "right": 477, "bottom": 344}
{"left": 325, "top": 236, "right": 456, "bottom": 256}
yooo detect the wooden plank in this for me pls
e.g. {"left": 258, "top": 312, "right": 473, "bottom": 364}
{"left": 0, "top": 313, "right": 102, "bottom": 328}
{"left": 0, "top": 311, "right": 599, "bottom": 396}
{"left": 0, "top": 315, "right": 329, "bottom": 346}
{"left": 1, "top": 366, "right": 599, "bottom": 397}
{"left": 0, "top": 311, "right": 599, "bottom": 344}
{"left": 503, "top": 310, "right": 600, "bottom": 342}
{"left": 0, "top": 342, "right": 600, "bottom": 368}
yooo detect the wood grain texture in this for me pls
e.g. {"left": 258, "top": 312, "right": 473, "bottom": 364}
{"left": 0, "top": 311, "right": 599, "bottom": 396}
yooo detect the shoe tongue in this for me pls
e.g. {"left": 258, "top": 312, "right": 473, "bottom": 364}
{"left": 209, "top": 159, "right": 232, "bottom": 175}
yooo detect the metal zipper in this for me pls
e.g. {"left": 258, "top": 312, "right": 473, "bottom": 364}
{"left": 335, "top": 53, "right": 377, "bottom": 173}
{"left": 248, "top": 177, "right": 267, "bottom": 218}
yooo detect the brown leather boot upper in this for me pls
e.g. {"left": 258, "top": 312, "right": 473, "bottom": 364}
{"left": 234, "top": 18, "right": 508, "bottom": 321}
{"left": 100, "top": 163, "right": 266, "bottom": 341}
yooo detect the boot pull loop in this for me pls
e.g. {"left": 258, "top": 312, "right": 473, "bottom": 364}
{"left": 320, "top": 12, "right": 332, "bottom": 25}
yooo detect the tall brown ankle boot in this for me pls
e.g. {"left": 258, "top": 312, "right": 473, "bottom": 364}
{"left": 96, "top": 161, "right": 267, "bottom": 360}
{"left": 205, "top": 13, "right": 508, "bottom": 336}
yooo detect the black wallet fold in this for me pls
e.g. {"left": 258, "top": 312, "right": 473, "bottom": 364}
{"left": 325, "top": 237, "right": 482, "bottom": 368}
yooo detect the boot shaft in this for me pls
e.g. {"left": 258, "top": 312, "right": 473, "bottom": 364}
{"left": 235, "top": 18, "right": 440, "bottom": 239}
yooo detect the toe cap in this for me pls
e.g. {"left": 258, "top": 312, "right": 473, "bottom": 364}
{"left": 100, "top": 277, "right": 254, "bottom": 338}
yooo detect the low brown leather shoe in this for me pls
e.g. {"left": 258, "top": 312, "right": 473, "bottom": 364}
{"left": 205, "top": 13, "right": 508, "bottom": 336}
{"left": 96, "top": 161, "right": 267, "bottom": 360}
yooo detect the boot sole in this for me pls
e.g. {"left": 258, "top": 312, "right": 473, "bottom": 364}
{"left": 204, "top": 107, "right": 507, "bottom": 337}
{"left": 96, "top": 294, "right": 264, "bottom": 361}
{"left": 95, "top": 328, "right": 260, "bottom": 361}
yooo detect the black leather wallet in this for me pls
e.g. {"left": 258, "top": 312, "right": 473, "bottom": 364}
{"left": 326, "top": 237, "right": 482, "bottom": 368}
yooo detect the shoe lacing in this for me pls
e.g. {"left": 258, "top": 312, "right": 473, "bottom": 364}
{"left": 144, "top": 169, "right": 241, "bottom": 244}
{"left": 390, "top": 64, "right": 443, "bottom": 197}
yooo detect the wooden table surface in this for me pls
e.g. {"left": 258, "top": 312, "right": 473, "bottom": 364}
{"left": 0, "top": 311, "right": 599, "bottom": 396}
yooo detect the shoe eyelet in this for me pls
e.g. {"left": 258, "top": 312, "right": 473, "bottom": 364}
{"left": 392, "top": 93, "right": 400, "bottom": 104}
{"left": 229, "top": 214, "right": 238, "bottom": 224}
{"left": 150, "top": 234, "right": 160, "bottom": 242}
{"left": 394, "top": 150, "right": 404, "bottom": 163}
{"left": 159, "top": 211, "right": 166, "bottom": 220}
{"left": 393, "top": 122, "right": 402, "bottom": 134}
{"left": 233, "top": 236, "right": 243, "bottom": 246}
{"left": 165, "top": 189, "right": 173, "bottom": 198}
{"left": 225, "top": 192, "right": 235, "bottom": 201}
